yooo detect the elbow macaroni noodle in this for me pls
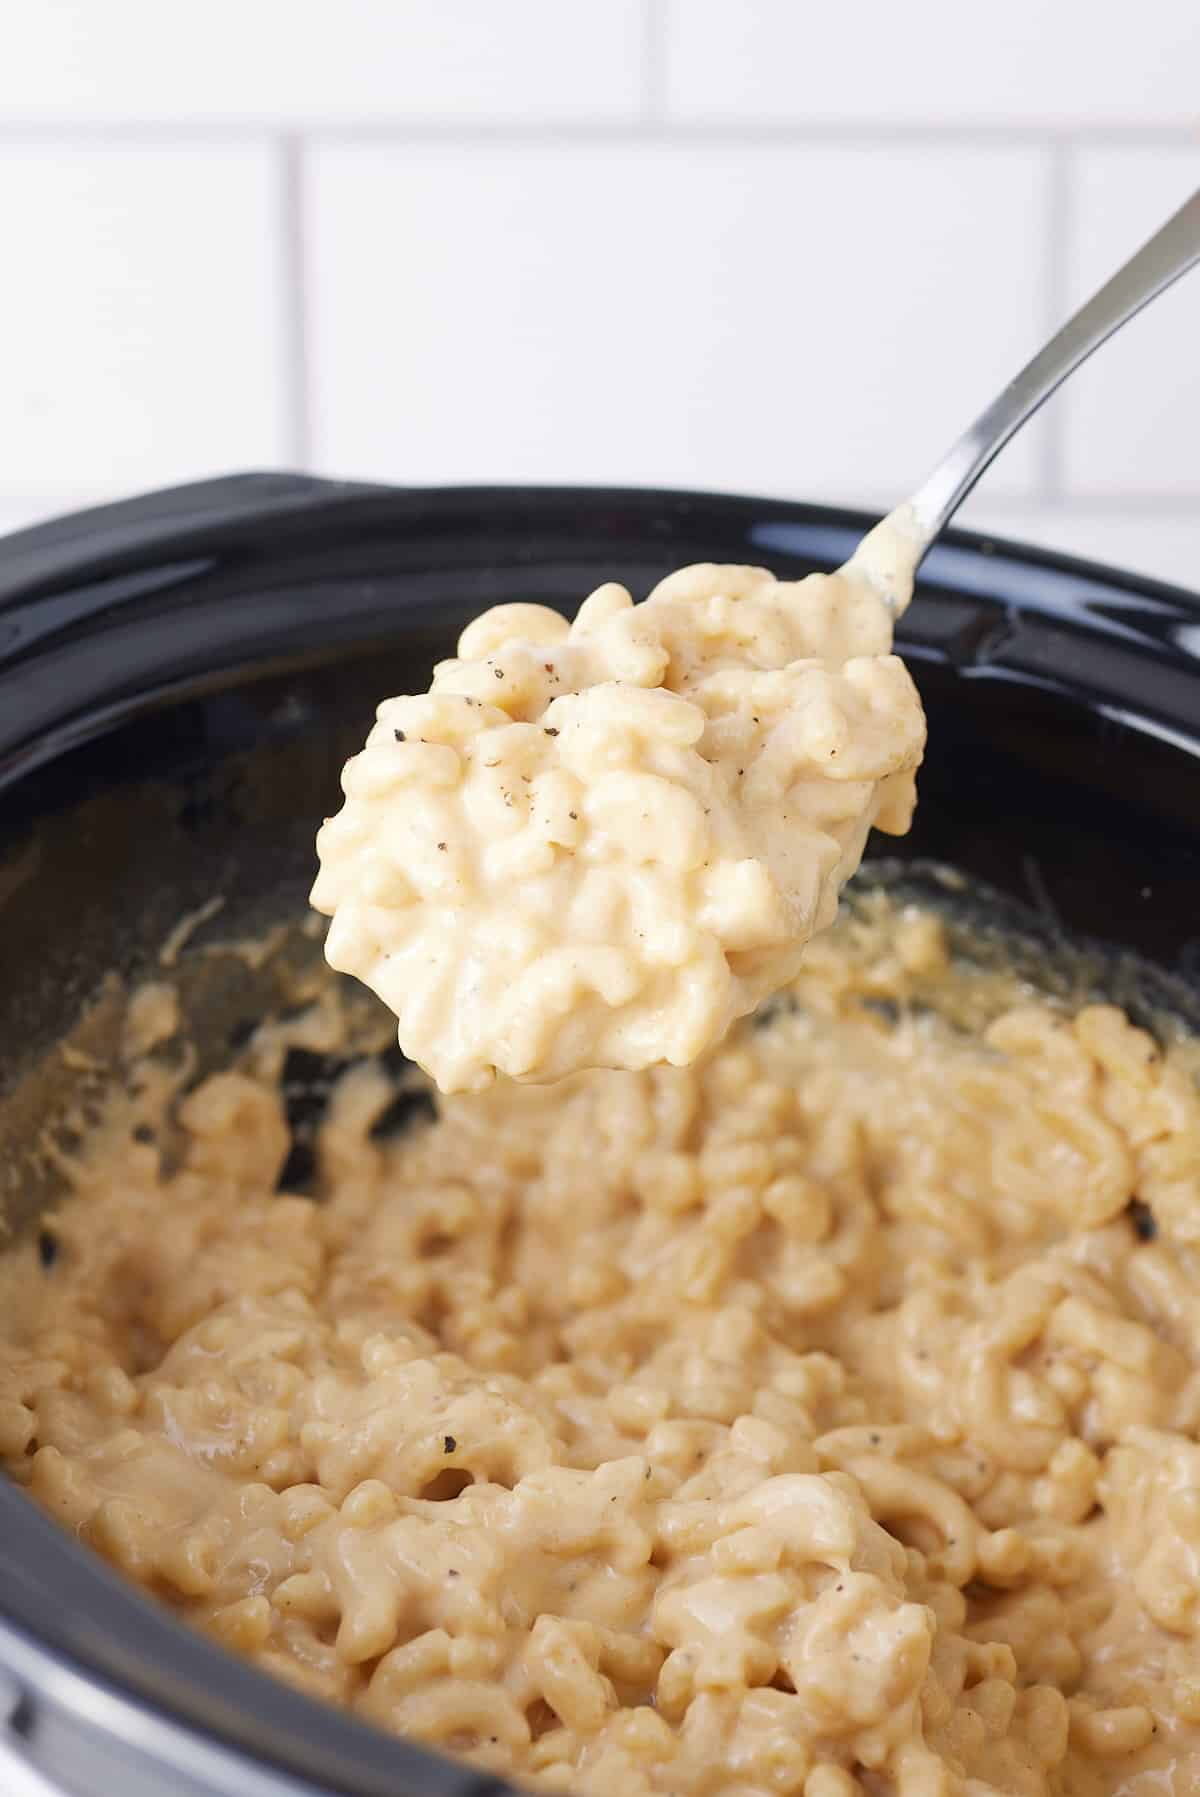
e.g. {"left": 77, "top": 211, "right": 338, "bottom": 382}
{"left": 3, "top": 900, "right": 1200, "bottom": 1796}
{"left": 310, "top": 561, "right": 925, "bottom": 1092}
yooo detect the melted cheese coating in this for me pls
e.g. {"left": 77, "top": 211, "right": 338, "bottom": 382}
{"left": 311, "top": 562, "right": 925, "bottom": 1091}
{"left": 4, "top": 906, "right": 1200, "bottom": 1797}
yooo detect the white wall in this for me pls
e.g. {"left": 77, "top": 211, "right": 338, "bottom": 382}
{"left": 1, "top": 0, "right": 1198, "bottom": 588}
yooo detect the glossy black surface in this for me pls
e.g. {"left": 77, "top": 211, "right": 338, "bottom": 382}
{"left": 0, "top": 473, "right": 1198, "bottom": 1797}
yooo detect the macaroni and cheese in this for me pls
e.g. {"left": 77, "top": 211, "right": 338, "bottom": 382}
{"left": 3, "top": 900, "right": 1200, "bottom": 1797}
{"left": 311, "top": 558, "right": 925, "bottom": 1092}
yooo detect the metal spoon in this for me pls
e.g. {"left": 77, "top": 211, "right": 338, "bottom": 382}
{"left": 845, "top": 186, "right": 1200, "bottom": 613}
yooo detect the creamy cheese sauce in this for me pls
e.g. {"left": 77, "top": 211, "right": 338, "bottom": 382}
{"left": 4, "top": 901, "right": 1200, "bottom": 1797}
{"left": 311, "top": 556, "right": 925, "bottom": 1092}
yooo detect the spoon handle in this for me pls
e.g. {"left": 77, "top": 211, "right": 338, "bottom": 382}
{"left": 907, "top": 185, "right": 1200, "bottom": 555}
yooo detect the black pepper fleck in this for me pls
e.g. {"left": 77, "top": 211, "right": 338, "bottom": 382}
{"left": 494, "top": 667, "right": 505, "bottom": 680}
{"left": 393, "top": 728, "right": 406, "bottom": 742}
{"left": 443, "top": 1435, "right": 457, "bottom": 1454}
{"left": 437, "top": 842, "right": 447, "bottom": 852}
{"left": 569, "top": 811, "right": 578, "bottom": 820}
{"left": 1128, "top": 1199, "right": 1157, "bottom": 1242}
{"left": 544, "top": 726, "right": 559, "bottom": 737}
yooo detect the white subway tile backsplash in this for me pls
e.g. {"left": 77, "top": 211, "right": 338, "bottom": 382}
{"left": 306, "top": 142, "right": 1049, "bottom": 503}
{"left": 0, "top": 144, "right": 287, "bottom": 498}
{"left": 956, "top": 500, "right": 1200, "bottom": 592}
{"left": 0, "top": 4, "right": 1193, "bottom": 537}
{"left": 665, "top": 0, "right": 1200, "bottom": 127}
{"left": 1061, "top": 148, "right": 1200, "bottom": 498}
{"left": 0, "top": 499, "right": 65, "bottom": 539}
{"left": 0, "top": 491, "right": 144, "bottom": 540}
{"left": 2, "top": 0, "right": 645, "bottom": 124}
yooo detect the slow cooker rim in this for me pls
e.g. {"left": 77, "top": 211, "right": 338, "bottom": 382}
{"left": 1, "top": 473, "right": 1198, "bottom": 804}
{"left": 2, "top": 470, "right": 1200, "bottom": 612}
{"left": 1, "top": 471, "right": 1199, "bottom": 1797}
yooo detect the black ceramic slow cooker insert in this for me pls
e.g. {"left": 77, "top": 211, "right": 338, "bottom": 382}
{"left": 0, "top": 473, "right": 1197, "bottom": 1797}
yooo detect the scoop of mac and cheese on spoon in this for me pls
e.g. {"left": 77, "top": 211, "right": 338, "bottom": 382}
{"left": 313, "top": 190, "right": 1200, "bottom": 1092}
{"left": 311, "top": 540, "right": 925, "bottom": 1093}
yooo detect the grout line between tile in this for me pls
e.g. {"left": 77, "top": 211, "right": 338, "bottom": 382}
{"left": 1037, "top": 141, "right": 1073, "bottom": 501}
{"left": 278, "top": 134, "right": 312, "bottom": 468}
{"left": 641, "top": 0, "right": 667, "bottom": 123}
{"left": 0, "top": 120, "right": 277, "bottom": 143}
{"left": 0, "top": 119, "right": 1197, "bottom": 147}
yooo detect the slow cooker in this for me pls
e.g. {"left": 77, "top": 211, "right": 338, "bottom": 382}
{"left": 0, "top": 472, "right": 1197, "bottom": 1797}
